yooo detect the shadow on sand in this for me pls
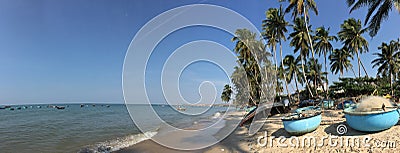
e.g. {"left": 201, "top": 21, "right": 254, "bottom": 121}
{"left": 324, "top": 121, "right": 369, "bottom": 136}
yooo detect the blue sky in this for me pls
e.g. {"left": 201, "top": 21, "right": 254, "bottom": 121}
{"left": 0, "top": 0, "right": 399, "bottom": 104}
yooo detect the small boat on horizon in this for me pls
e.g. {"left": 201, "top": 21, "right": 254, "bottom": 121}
{"left": 55, "top": 106, "right": 66, "bottom": 110}
{"left": 176, "top": 105, "right": 186, "bottom": 111}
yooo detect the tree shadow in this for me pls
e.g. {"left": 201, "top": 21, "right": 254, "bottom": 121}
{"left": 324, "top": 121, "right": 369, "bottom": 136}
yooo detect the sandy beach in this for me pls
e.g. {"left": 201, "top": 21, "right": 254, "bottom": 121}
{"left": 116, "top": 109, "right": 400, "bottom": 153}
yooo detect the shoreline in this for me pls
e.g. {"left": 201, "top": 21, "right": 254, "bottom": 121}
{"left": 114, "top": 111, "right": 249, "bottom": 153}
{"left": 115, "top": 109, "right": 400, "bottom": 153}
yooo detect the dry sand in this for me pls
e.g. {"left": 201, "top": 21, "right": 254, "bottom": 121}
{"left": 115, "top": 110, "right": 400, "bottom": 153}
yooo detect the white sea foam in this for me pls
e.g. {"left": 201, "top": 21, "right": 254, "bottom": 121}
{"left": 78, "top": 131, "right": 158, "bottom": 153}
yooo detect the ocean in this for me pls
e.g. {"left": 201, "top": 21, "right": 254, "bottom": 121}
{"left": 0, "top": 104, "right": 229, "bottom": 153}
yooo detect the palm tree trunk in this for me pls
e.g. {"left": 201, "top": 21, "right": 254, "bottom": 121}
{"left": 273, "top": 46, "right": 280, "bottom": 97}
{"left": 391, "top": 70, "right": 394, "bottom": 96}
{"left": 324, "top": 51, "right": 329, "bottom": 99}
{"left": 300, "top": 54, "right": 314, "bottom": 98}
{"left": 303, "top": 4, "right": 319, "bottom": 97}
{"left": 280, "top": 41, "right": 292, "bottom": 104}
{"left": 360, "top": 60, "right": 369, "bottom": 77}
{"left": 294, "top": 71, "right": 301, "bottom": 102}
{"left": 350, "top": 67, "right": 357, "bottom": 78}
{"left": 357, "top": 51, "right": 361, "bottom": 78}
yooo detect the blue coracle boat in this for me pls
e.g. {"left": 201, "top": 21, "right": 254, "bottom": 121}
{"left": 295, "top": 106, "right": 321, "bottom": 113}
{"left": 321, "top": 99, "right": 335, "bottom": 109}
{"left": 337, "top": 100, "right": 356, "bottom": 110}
{"left": 282, "top": 112, "right": 322, "bottom": 135}
{"left": 344, "top": 107, "right": 399, "bottom": 132}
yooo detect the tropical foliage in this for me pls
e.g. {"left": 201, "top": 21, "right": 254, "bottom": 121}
{"left": 329, "top": 48, "right": 354, "bottom": 77}
{"left": 230, "top": 29, "right": 274, "bottom": 106}
{"left": 372, "top": 40, "right": 400, "bottom": 95}
{"left": 338, "top": 18, "right": 369, "bottom": 78}
{"left": 221, "top": 84, "right": 232, "bottom": 103}
{"left": 347, "top": 0, "right": 400, "bottom": 37}
{"left": 222, "top": 2, "right": 400, "bottom": 106}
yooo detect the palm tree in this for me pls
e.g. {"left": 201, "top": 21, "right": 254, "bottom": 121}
{"left": 314, "top": 26, "right": 338, "bottom": 97}
{"left": 338, "top": 18, "right": 369, "bottom": 78}
{"left": 289, "top": 17, "right": 314, "bottom": 97}
{"left": 372, "top": 41, "right": 400, "bottom": 96}
{"left": 283, "top": 55, "right": 302, "bottom": 101}
{"left": 231, "top": 66, "right": 249, "bottom": 106}
{"left": 221, "top": 84, "right": 232, "bottom": 103}
{"left": 330, "top": 48, "right": 354, "bottom": 77}
{"left": 283, "top": 0, "right": 318, "bottom": 20}
{"left": 262, "top": 5, "right": 290, "bottom": 102}
{"left": 346, "top": 0, "right": 400, "bottom": 37}
{"left": 282, "top": 0, "right": 319, "bottom": 94}
{"left": 231, "top": 29, "right": 269, "bottom": 106}
{"left": 305, "top": 58, "right": 327, "bottom": 97}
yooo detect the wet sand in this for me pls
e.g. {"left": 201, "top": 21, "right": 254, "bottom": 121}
{"left": 116, "top": 110, "right": 400, "bottom": 153}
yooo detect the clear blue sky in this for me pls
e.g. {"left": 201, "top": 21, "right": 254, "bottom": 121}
{"left": 0, "top": 0, "right": 399, "bottom": 104}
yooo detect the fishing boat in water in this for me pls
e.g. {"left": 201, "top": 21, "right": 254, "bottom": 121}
{"left": 176, "top": 105, "right": 186, "bottom": 111}
{"left": 55, "top": 106, "right": 66, "bottom": 110}
{"left": 282, "top": 109, "right": 322, "bottom": 135}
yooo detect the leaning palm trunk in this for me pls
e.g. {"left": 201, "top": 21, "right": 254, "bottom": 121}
{"left": 350, "top": 67, "right": 357, "bottom": 78}
{"left": 355, "top": 48, "right": 369, "bottom": 78}
{"left": 280, "top": 41, "right": 292, "bottom": 104}
{"left": 300, "top": 54, "right": 314, "bottom": 98}
{"left": 294, "top": 71, "right": 301, "bottom": 102}
{"left": 303, "top": 4, "right": 319, "bottom": 98}
{"left": 359, "top": 58, "right": 369, "bottom": 77}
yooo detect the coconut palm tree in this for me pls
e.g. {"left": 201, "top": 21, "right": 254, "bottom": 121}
{"left": 338, "top": 18, "right": 369, "bottom": 78}
{"left": 231, "top": 66, "right": 249, "bottom": 106}
{"left": 282, "top": 0, "right": 319, "bottom": 90}
{"left": 289, "top": 17, "right": 314, "bottom": 97}
{"left": 231, "top": 29, "right": 270, "bottom": 106}
{"left": 372, "top": 41, "right": 400, "bottom": 96}
{"left": 305, "top": 58, "right": 326, "bottom": 97}
{"left": 330, "top": 48, "right": 354, "bottom": 77}
{"left": 314, "top": 26, "right": 338, "bottom": 97}
{"left": 346, "top": 0, "right": 400, "bottom": 37}
{"left": 221, "top": 84, "right": 232, "bottom": 103}
{"left": 283, "top": 55, "right": 302, "bottom": 100}
{"left": 283, "top": 0, "right": 318, "bottom": 20}
{"left": 262, "top": 5, "right": 291, "bottom": 102}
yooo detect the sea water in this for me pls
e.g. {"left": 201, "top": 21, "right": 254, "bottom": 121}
{"left": 0, "top": 104, "right": 229, "bottom": 153}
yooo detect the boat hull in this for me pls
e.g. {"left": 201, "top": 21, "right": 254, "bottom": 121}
{"left": 344, "top": 109, "right": 399, "bottom": 132}
{"left": 282, "top": 114, "right": 322, "bottom": 135}
{"left": 295, "top": 106, "right": 320, "bottom": 113}
{"left": 321, "top": 100, "right": 334, "bottom": 109}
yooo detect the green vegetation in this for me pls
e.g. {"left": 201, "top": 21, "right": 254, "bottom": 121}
{"left": 221, "top": 1, "right": 400, "bottom": 106}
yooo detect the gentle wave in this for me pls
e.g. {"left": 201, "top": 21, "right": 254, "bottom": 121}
{"left": 78, "top": 131, "right": 158, "bottom": 153}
